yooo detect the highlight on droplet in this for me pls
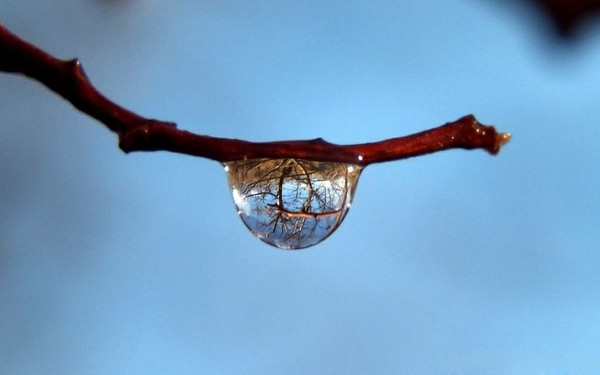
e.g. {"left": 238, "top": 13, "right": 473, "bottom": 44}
{"left": 225, "top": 158, "right": 363, "bottom": 249}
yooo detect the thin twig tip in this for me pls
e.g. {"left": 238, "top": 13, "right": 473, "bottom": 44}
{"left": 498, "top": 131, "right": 512, "bottom": 147}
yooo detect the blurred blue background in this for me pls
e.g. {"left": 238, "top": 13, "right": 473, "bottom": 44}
{"left": 2, "top": 1, "right": 600, "bottom": 373}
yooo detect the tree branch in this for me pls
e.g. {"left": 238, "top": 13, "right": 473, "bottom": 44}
{"left": 0, "top": 24, "right": 510, "bottom": 166}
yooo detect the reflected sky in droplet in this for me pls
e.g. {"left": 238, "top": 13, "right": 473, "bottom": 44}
{"left": 225, "top": 158, "right": 362, "bottom": 249}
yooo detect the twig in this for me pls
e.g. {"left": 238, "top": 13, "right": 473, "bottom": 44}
{"left": 0, "top": 24, "right": 510, "bottom": 166}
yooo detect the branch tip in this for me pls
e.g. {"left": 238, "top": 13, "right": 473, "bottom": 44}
{"left": 468, "top": 117, "right": 511, "bottom": 155}
{"left": 489, "top": 128, "right": 511, "bottom": 155}
{"left": 499, "top": 132, "right": 512, "bottom": 148}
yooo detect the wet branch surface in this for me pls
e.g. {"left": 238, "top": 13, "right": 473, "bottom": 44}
{"left": 0, "top": 24, "right": 510, "bottom": 166}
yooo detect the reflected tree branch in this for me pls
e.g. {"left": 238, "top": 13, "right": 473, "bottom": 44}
{"left": 0, "top": 24, "right": 510, "bottom": 166}
{"left": 226, "top": 158, "right": 360, "bottom": 248}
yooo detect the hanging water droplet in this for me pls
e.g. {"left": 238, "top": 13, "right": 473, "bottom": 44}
{"left": 225, "top": 158, "right": 363, "bottom": 250}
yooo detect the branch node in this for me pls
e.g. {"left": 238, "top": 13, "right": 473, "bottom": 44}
{"left": 312, "top": 137, "right": 332, "bottom": 145}
{"left": 67, "top": 58, "right": 88, "bottom": 80}
{"left": 118, "top": 119, "right": 178, "bottom": 153}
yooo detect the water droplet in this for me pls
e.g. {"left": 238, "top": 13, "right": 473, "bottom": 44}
{"left": 225, "top": 158, "right": 363, "bottom": 250}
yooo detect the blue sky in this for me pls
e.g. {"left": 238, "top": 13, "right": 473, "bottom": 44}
{"left": 2, "top": 1, "right": 600, "bottom": 373}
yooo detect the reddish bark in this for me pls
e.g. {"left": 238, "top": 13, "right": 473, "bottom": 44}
{"left": 0, "top": 24, "right": 509, "bottom": 166}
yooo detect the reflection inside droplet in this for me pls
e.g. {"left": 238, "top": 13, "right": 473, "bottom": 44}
{"left": 225, "top": 158, "right": 363, "bottom": 249}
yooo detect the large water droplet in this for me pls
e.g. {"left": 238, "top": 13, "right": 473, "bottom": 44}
{"left": 225, "top": 158, "right": 362, "bottom": 250}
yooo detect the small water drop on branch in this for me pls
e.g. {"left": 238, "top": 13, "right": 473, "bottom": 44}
{"left": 225, "top": 158, "right": 363, "bottom": 250}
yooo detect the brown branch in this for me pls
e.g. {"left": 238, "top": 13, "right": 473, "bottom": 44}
{"left": 273, "top": 205, "right": 343, "bottom": 220}
{"left": 0, "top": 24, "right": 510, "bottom": 166}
